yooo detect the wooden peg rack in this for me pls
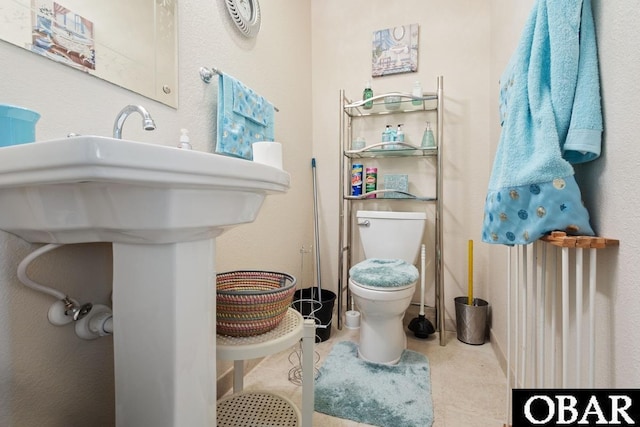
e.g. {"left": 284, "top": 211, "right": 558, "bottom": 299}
{"left": 540, "top": 231, "right": 619, "bottom": 249}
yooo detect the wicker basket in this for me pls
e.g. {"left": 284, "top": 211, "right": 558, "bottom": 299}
{"left": 216, "top": 270, "right": 297, "bottom": 337}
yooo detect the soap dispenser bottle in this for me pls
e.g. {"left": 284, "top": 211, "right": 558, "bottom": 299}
{"left": 421, "top": 122, "right": 436, "bottom": 148}
{"left": 381, "top": 125, "right": 392, "bottom": 143}
{"left": 178, "top": 128, "right": 192, "bottom": 149}
{"left": 363, "top": 81, "right": 374, "bottom": 110}
{"left": 396, "top": 124, "right": 405, "bottom": 143}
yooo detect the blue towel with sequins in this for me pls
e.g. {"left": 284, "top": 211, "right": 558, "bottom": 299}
{"left": 216, "top": 73, "right": 274, "bottom": 160}
{"left": 482, "top": 0, "right": 601, "bottom": 245}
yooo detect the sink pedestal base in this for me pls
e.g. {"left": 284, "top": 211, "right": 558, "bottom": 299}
{"left": 112, "top": 240, "right": 217, "bottom": 426}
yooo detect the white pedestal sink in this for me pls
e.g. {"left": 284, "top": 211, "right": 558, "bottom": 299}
{"left": 0, "top": 136, "right": 290, "bottom": 426}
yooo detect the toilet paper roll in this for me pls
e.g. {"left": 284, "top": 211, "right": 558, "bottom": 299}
{"left": 345, "top": 310, "right": 361, "bottom": 329}
{"left": 252, "top": 141, "right": 283, "bottom": 169}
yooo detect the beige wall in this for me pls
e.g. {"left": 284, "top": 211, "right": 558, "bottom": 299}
{"left": 581, "top": 1, "right": 640, "bottom": 386}
{"left": 0, "top": 0, "right": 313, "bottom": 424}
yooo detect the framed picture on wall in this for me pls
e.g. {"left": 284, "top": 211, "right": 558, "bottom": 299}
{"left": 31, "top": 1, "right": 96, "bottom": 71}
{"left": 372, "top": 24, "right": 419, "bottom": 77}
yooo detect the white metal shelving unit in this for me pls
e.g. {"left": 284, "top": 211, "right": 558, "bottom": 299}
{"left": 337, "top": 76, "right": 445, "bottom": 345}
{"left": 216, "top": 309, "right": 316, "bottom": 426}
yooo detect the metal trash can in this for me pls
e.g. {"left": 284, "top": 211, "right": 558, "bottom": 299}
{"left": 454, "top": 296, "right": 489, "bottom": 345}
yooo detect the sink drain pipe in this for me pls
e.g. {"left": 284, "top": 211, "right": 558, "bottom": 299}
{"left": 17, "top": 243, "right": 113, "bottom": 339}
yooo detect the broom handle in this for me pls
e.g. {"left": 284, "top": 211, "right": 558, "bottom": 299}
{"left": 420, "top": 244, "right": 426, "bottom": 316}
{"left": 312, "top": 158, "right": 322, "bottom": 294}
{"left": 468, "top": 239, "right": 474, "bottom": 305}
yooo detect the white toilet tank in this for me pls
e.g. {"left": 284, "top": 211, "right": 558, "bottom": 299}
{"left": 356, "top": 210, "right": 426, "bottom": 263}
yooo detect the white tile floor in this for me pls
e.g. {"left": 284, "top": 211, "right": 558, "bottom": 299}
{"left": 236, "top": 315, "right": 508, "bottom": 427}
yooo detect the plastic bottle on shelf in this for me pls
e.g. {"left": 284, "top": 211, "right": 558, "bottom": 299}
{"left": 351, "top": 164, "right": 363, "bottom": 196}
{"left": 365, "top": 167, "right": 377, "bottom": 198}
{"left": 385, "top": 125, "right": 398, "bottom": 149}
{"left": 411, "top": 81, "right": 422, "bottom": 106}
{"left": 421, "top": 122, "right": 436, "bottom": 148}
{"left": 363, "top": 81, "right": 373, "bottom": 110}
{"left": 381, "top": 125, "right": 392, "bottom": 144}
{"left": 396, "top": 124, "right": 405, "bottom": 143}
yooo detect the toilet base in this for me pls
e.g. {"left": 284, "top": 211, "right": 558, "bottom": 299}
{"left": 357, "top": 311, "right": 407, "bottom": 365}
{"left": 357, "top": 346, "right": 402, "bottom": 365}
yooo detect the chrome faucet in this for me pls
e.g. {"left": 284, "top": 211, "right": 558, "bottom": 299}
{"left": 112, "top": 105, "right": 157, "bottom": 139}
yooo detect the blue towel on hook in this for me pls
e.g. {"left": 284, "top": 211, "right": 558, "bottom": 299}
{"left": 562, "top": 0, "right": 602, "bottom": 164}
{"left": 216, "top": 73, "right": 275, "bottom": 160}
{"left": 482, "top": 0, "right": 602, "bottom": 245}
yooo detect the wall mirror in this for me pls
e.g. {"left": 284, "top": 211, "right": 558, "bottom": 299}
{"left": 0, "top": 0, "right": 178, "bottom": 108}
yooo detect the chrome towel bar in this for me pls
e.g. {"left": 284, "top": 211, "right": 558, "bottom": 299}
{"left": 199, "top": 67, "right": 279, "bottom": 112}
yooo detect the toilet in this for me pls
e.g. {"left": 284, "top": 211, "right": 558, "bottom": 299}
{"left": 348, "top": 210, "right": 427, "bottom": 364}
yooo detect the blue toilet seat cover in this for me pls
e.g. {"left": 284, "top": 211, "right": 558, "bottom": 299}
{"left": 349, "top": 258, "right": 419, "bottom": 288}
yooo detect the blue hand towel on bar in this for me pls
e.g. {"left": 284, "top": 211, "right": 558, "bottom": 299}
{"left": 216, "top": 72, "right": 275, "bottom": 160}
{"left": 482, "top": 0, "right": 602, "bottom": 245}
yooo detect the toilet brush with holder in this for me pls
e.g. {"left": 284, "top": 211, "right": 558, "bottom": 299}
{"left": 408, "top": 244, "right": 435, "bottom": 338}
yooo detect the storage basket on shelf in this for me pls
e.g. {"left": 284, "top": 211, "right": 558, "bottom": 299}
{"left": 216, "top": 270, "right": 297, "bottom": 337}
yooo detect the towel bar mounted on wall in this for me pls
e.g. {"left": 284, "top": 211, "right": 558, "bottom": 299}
{"left": 198, "top": 66, "right": 222, "bottom": 83}
{"left": 199, "top": 66, "right": 280, "bottom": 112}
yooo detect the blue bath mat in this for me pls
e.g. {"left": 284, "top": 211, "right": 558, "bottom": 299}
{"left": 314, "top": 340, "right": 434, "bottom": 427}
